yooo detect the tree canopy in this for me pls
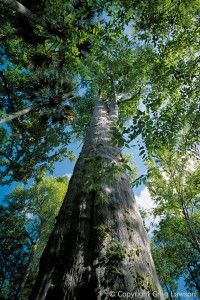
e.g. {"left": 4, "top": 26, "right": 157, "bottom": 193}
{"left": 0, "top": 0, "right": 199, "bottom": 183}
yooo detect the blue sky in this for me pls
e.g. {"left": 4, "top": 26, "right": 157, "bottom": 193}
{"left": 0, "top": 124, "right": 146, "bottom": 203}
{"left": 0, "top": 43, "right": 197, "bottom": 300}
{"left": 0, "top": 129, "right": 197, "bottom": 299}
{"left": 0, "top": 12, "right": 198, "bottom": 300}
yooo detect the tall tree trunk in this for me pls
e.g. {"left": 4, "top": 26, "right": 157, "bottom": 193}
{"left": 29, "top": 93, "right": 164, "bottom": 300}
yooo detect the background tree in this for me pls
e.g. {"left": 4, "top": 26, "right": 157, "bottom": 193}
{"left": 146, "top": 150, "right": 200, "bottom": 298}
{"left": 0, "top": 176, "right": 68, "bottom": 299}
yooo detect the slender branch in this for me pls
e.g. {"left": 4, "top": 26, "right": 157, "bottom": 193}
{"left": 187, "top": 265, "right": 200, "bottom": 293}
{"left": 0, "top": 163, "right": 13, "bottom": 179}
{"left": 181, "top": 200, "right": 200, "bottom": 253}
{"left": 0, "top": 148, "right": 24, "bottom": 181}
{"left": 0, "top": 151, "right": 13, "bottom": 162}
{"left": 118, "top": 85, "right": 143, "bottom": 105}
{"left": 24, "top": 231, "right": 35, "bottom": 246}
{"left": 0, "top": 71, "right": 15, "bottom": 111}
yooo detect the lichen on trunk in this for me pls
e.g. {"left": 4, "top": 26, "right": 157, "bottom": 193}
{"left": 29, "top": 94, "right": 164, "bottom": 300}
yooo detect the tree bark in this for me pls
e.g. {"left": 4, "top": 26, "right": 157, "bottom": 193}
{"left": 0, "top": 0, "right": 49, "bottom": 29}
{"left": 0, "top": 104, "right": 39, "bottom": 124}
{"left": 0, "top": 101, "right": 58, "bottom": 124}
{"left": 29, "top": 93, "right": 164, "bottom": 300}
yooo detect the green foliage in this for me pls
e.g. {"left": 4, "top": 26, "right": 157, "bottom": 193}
{"left": 95, "top": 225, "right": 111, "bottom": 241}
{"left": 0, "top": 47, "right": 75, "bottom": 184}
{"left": 111, "top": 0, "right": 200, "bottom": 157}
{"left": 1, "top": 0, "right": 198, "bottom": 186}
{"left": 83, "top": 154, "right": 137, "bottom": 204}
{"left": 0, "top": 0, "right": 102, "bottom": 184}
{"left": 0, "top": 175, "right": 68, "bottom": 299}
{"left": 0, "top": 0, "right": 199, "bottom": 296}
{"left": 83, "top": 157, "right": 119, "bottom": 204}
{"left": 105, "top": 241, "right": 126, "bottom": 278}
{"left": 121, "top": 153, "right": 138, "bottom": 183}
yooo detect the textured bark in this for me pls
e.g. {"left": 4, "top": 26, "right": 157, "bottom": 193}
{"left": 29, "top": 94, "right": 164, "bottom": 300}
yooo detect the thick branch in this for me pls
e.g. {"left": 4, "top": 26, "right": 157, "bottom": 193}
{"left": 0, "top": 101, "right": 56, "bottom": 124}
{"left": 0, "top": 0, "right": 67, "bottom": 38}
{"left": 0, "top": 103, "right": 39, "bottom": 124}
{"left": 109, "top": 74, "right": 117, "bottom": 104}
{"left": 108, "top": 74, "right": 118, "bottom": 121}
{"left": 0, "top": 0, "right": 49, "bottom": 29}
